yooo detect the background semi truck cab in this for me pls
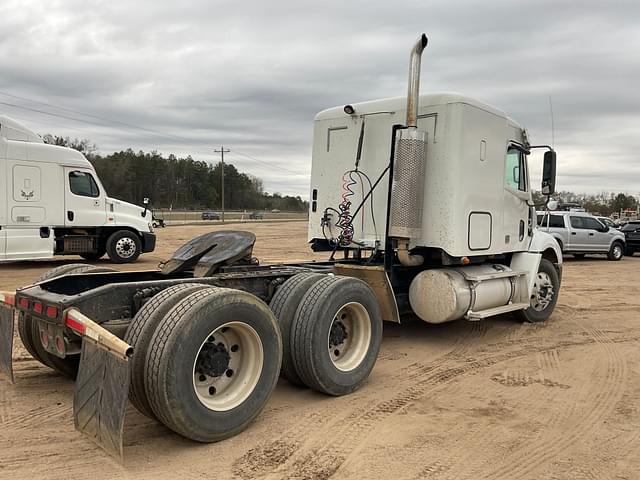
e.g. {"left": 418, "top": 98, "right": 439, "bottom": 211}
{"left": 0, "top": 116, "right": 155, "bottom": 263}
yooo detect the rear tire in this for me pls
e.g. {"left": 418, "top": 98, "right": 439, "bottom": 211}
{"left": 269, "top": 273, "right": 326, "bottom": 386}
{"left": 106, "top": 230, "right": 142, "bottom": 263}
{"left": 124, "top": 282, "right": 210, "bottom": 418}
{"left": 145, "top": 288, "right": 282, "bottom": 442}
{"left": 514, "top": 258, "right": 560, "bottom": 323}
{"left": 18, "top": 264, "right": 116, "bottom": 378}
{"left": 290, "top": 276, "right": 383, "bottom": 396}
{"left": 607, "top": 241, "right": 624, "bottom": 261}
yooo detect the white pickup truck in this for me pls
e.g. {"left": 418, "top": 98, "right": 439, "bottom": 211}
{"left": 537, "top": 210, "right": 626, "bottom": 260}
{"left": 0, "top": 116, "right": 156, "bottom": 263}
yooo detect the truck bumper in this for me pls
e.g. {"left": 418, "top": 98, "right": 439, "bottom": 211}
{"left": 142, "top": 232, "right": 156, "bottom": 253}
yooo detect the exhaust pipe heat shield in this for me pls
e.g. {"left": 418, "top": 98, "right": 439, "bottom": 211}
{"left": 389, "top": 128, "right": 427, "bottom": 239}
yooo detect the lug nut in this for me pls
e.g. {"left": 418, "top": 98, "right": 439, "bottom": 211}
{"left": 199, "top": 374, "right": 206, "bottom": 382}
{"left": 231, "top": 344, "right": 239, "bottom": 352}
{"left": 334, "top": 349, "right": 340, "bottom": 357}
{"left": 208, "top": 386, "right": 216, "bottom": 395}
{"left": 226, "top": 369, "right": 234, "bottom": 378}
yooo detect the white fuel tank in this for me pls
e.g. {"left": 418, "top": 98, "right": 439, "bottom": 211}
{"left": 408, "top": 265, "right": 519, "bottom": 324}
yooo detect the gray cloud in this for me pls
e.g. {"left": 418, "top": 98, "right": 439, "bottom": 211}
{"left": 1, "top": 0, "right": 639, "bottom": 198}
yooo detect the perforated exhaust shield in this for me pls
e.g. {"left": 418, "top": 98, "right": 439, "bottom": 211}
{"left": 389, "top": 128, "right": 427, "bottom": 239}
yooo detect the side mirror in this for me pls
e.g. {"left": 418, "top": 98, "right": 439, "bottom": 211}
{"left": 541, "top": 150, "right": 556, "bottom": 195}
{"left": 142, "top": 197, "right": 150, "bottom": 217}
{"left": 143, "top": 198, "right": 150, "bottom": 205}
{"left": 600, "top": 225, "right": 609, "bottom": 233}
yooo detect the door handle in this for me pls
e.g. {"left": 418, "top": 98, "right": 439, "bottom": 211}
{"left": 67, "top": 211, "right": 74, "bottom": 221}
{"left": 571, "top": 232, "right": 576, "bottom": 235}
{"left": 588, "top": 233, "right": 594, "bottom": 236}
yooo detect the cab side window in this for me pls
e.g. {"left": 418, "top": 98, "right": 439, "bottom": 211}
{"left": 570, "top": 216, "right": 584, "bottom": 229}
{"left": 69, "top": 171, "right": 100, "bottom": 198}
{"left": 505, "top": 147, "right": 527, "bottom": 192}
{"left": 583, "top": 217, "right": 604, "bottom": 230}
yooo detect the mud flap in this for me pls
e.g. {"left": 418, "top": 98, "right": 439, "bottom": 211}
{"left": 0, "top": 304, "right": 15, "bottom": 384}
{"left": 67, "top": 309, "right": 133, "bottom": 461}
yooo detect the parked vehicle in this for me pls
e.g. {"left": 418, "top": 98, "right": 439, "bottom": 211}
{"left": 621, "top": 220, "right": 640, "bottom": 256}
{"left": 0, "top": 34, "right": 563, "bottom": 460}
{"left": 537, "top": 211, "right": 625, "bottom": 260}
{"left": 151, "top": 210, "right": 166, "bottom": 228}
{"left": 0, "top": 117, "right": 156, "bottom": 263}
{"left": 249, "top": 212, "right": 264, "bottom": 220}
{"left": 201, "top": 211, "right": 221, "bottom": 220}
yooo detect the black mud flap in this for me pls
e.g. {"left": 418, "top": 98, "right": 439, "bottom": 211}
{"left": 0, "top": 305, "right": 15, "bottom": 384}
{"left": 73, "top": 339, "right": 131, "bottom": 461}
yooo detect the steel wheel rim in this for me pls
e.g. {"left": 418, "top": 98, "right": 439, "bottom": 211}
{"left": 115, "top": 237, "right": 136, "bottom": 258}
{"left": 192, "top": 321, "right": 264, "bottom": 411}
{"left": 328, "top": 302, "right": 372, "bottom": 372}
{"left": 531, "top": 271, "right": 554, "bottom": 312}
{"left": 613, "top": 245, "right": 622, "bottom": 259}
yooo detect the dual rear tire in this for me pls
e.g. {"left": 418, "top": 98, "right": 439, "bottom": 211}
{"left": 270, "top": 274, "right": 383, "bottom": 396}
{"left": 125, "top": 286, "right": 282, "bottom": 442}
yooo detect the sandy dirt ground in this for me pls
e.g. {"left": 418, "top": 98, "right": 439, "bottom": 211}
{"left": 1, "top": 221, "right": 639, "bottom": 479}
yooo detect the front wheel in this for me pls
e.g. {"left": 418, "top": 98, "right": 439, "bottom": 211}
{"left": 607, "top": 241, "right": 624, "bottom": 261}
{"left": 106, "top": 230, "right": 142, "bottom": 263}
{"left": 514, "top": 258, "right": 560, "bottom": 323}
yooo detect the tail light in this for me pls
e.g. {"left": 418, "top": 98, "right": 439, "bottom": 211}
{"left": 0, "top": 291, "right": 16, "bottom": 306}
{"left": 33, "top": 302, "right": 43, "bottom": 314}
{"left": 18, "top": 297, "right": 29, "bottom": 309}
{"left": 46, "top": 306, "right": 59, "bottom": 319}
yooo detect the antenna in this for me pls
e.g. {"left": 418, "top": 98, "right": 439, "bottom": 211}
{"left": 549, "top": 95, "right": 555, "bottom": 149}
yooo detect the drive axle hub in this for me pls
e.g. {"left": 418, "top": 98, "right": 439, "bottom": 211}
{"left": 196, "top": 342, "right": 231, "bottom": 377}
{"left": 329, "top": 320, "right": 348, "bottom": 347}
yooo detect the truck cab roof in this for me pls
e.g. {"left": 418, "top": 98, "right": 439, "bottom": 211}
{"left": 0, "top": 115, "right": 43, "bottom": 143}
{"left": 315, "top": 92, "right": 523, "bottom": 130}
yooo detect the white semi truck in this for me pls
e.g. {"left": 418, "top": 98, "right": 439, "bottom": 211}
{"left": 0, "top": 34, "right": 561, "bottom": 459}
{"left": 0, "top": 117, "right": 156, "bottom": 263}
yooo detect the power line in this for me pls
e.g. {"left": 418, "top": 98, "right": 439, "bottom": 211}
{"left": 0, "top": 90, "right": 308, "bottom": 177}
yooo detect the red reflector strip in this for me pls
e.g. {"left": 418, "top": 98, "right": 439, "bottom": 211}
{"left": 46, "top": 306, "right": 58, "bottom": 319}
{"left": 19, "top": 297, "right": 29, "bottom": 309}
{"left": 33, "top": 302, "right": 43, "bottom": 314}
{"left": 65, "top": 314, "right": 86, "bottom": 335}
{"left": 0, "top": 292, "right": 16, "bottom": 306}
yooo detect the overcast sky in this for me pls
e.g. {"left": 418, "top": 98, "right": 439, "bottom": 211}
{"left": 1, "top": 0, "right": 639, "bottom": 199}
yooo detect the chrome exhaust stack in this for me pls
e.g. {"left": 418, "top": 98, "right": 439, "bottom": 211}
{"left": 389, "top": 34, "right": 428, "bottom": 266}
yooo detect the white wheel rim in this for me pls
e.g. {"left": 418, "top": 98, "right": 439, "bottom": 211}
{"left": 192, "top": 321, "right": 264, "bottom": 411}
{"left": 531, "top": 272, "right": 554, "bottom": 312}
{"left": 115, "top": 237, "right": 136, "bottom": 258}
{"left": 328, "top": 302, "right": 372, "bottom": 372}
{"left": 614, "top": 245, "right": 622, "bottom": 259}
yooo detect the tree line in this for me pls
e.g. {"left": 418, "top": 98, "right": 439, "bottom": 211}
{"left": 43, "top": 135, "right": 308, "bottom": 211}
{"left": 532, "top": 190, "right": 638, "bottom": 216}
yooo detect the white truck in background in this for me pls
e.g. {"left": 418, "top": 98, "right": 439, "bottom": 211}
{"left": 0, "top": 116, "right": 156, "bottom": 263}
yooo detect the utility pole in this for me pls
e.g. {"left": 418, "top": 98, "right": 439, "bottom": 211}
{"left": 214, "top": 146, "right": 230, "bottom": 222}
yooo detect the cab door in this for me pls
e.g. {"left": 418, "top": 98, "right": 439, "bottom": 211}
{"left": 502, "top": 142, "right": 531, "bottom": 252}
{"left": 64, "top": 168, "right": 107, "bottom": 227}
{"left": 568, "top": 216, "right": 590, "bottom": 250}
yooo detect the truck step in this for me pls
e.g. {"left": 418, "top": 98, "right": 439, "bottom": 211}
{"left": 460, "top": 270, "right": 527, "bottom": 282}
{"left": 466, "top": 302, "right": 530, "bottom": 320}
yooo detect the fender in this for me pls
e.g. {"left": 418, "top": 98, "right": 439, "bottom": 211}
{"left": 511, "top": 230, "right": 563, "bottom": 297}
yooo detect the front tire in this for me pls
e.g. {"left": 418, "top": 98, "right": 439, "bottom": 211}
{"left": 106, "top": 230, "right": 142, "bottom": 263}
{"left": 145, "top": 288, "right": 282, "bottom": 442}
{"left": 515, "top": 258, "right": 560, "bottom": 323}
{"left": 607, "top": 241, "right": 624, "bottom": 261}
{"left": 290, "top": 276, "right": 382, "bottom": 396}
